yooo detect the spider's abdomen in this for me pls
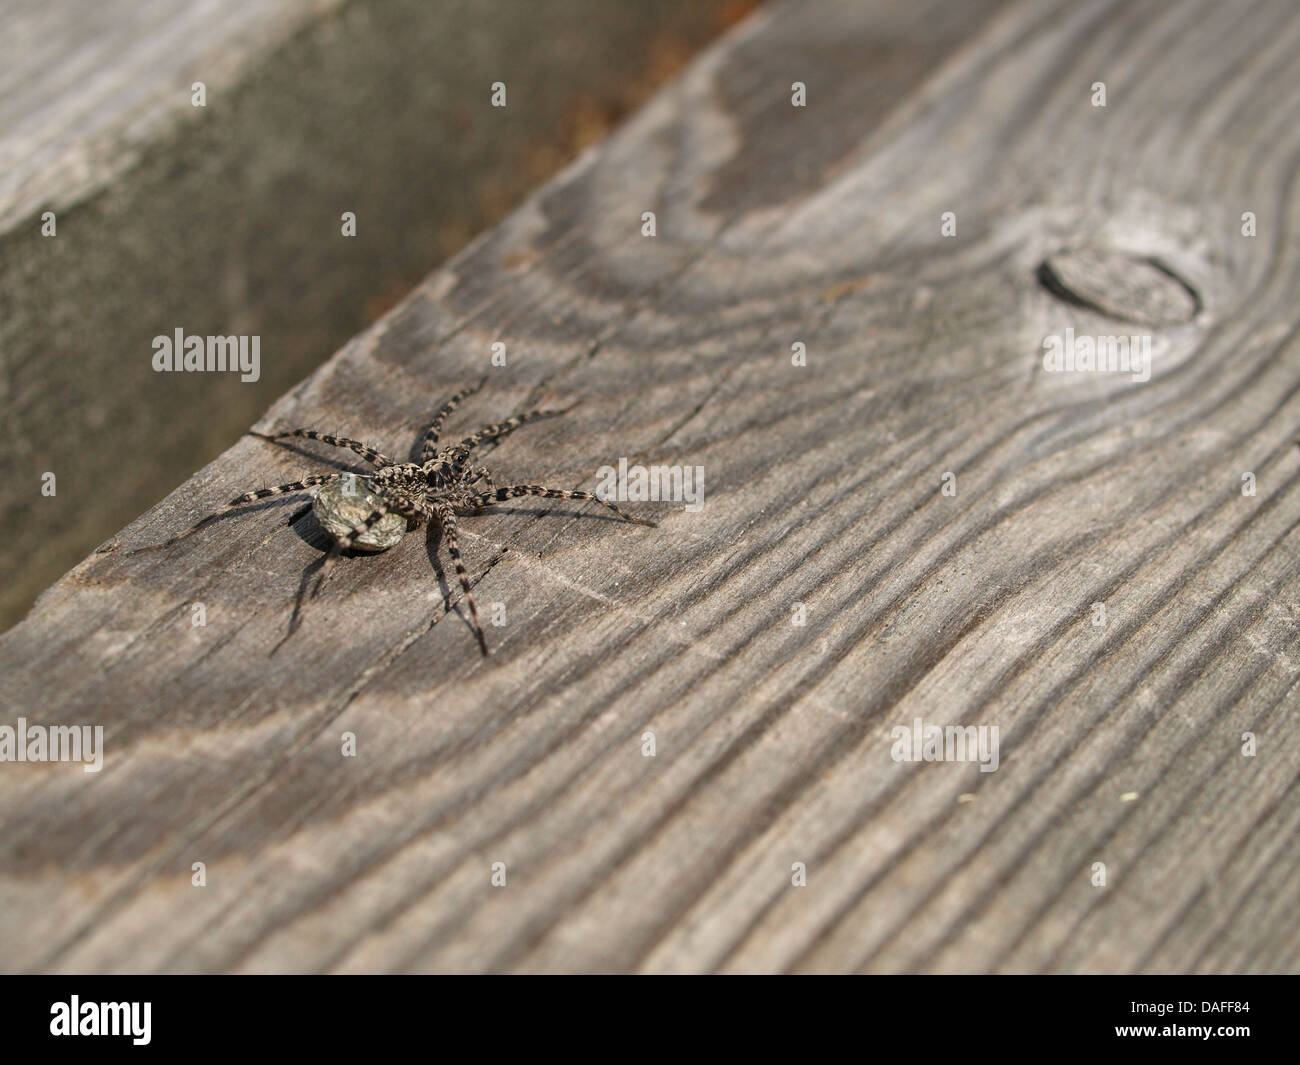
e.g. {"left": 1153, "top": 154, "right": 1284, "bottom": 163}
{"left": 313, "top": 477, "right": 407, "bottom": 551}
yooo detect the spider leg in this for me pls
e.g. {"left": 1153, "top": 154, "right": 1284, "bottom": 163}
{"left": 130, "top": 475, "right": 338, "bottom": 553}
{"left": 464, "top": 465, "right": 495, "bottom": 491}
{"left": 257, "top": 428, "right": 393, "bottom": 467}
{"left": 309, "top": 502, "right": 394, "bottom": 598}
{"left": 467, "top": 484, "right": 655, "bottom": 526}
{"left": 455, "top": 408, "right": 568, "bottom": 453}
{"left": 421, "top": 377, "right": 489, "bottom": 459}
{"left": 435, "top": 502, "right": 488, "bottom": 655}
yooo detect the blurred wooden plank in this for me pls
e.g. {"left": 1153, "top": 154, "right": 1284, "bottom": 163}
{"left": 0, "top": 0, "right": 331, "bottom": 231}
{"left": 2, "top": 0, "right": 1299, "bottom": 974}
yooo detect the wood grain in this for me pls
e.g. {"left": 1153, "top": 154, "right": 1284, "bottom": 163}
{"left": 2, "top": 0, "right": 1299, "bottom": 973}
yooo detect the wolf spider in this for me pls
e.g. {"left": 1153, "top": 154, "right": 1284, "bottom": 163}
{"left": 127, "top": 379, "right": 654, "bottom": 654}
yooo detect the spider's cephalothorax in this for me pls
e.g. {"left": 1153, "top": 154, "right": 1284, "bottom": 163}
{"left": 128, "top": 379, "right": 655, "bottom": 653}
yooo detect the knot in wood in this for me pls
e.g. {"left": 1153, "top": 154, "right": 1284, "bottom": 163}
{"left": 1038, "top": 248, "right": 1200, "bottom": 326}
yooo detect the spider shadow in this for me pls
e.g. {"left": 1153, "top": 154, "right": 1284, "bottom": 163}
{"left": 423, "top": 521, "right": 461, "bottom": 637}
{"left": 475, "top": 505, "right": 644, "bottom": 524}
{"left": 423, "top": 518, "right": 498, "bottom": 654}
{"left": 273, "top": 503, "right": 379, "bottom": 654}
{"left": 248, "top": 431, "right": 373, "bottom": 473}
{"left": 271, "top": 504, "right": 481, "bottom": 654}
{"left": 107, "top": 491, "right": 341, "bottom": 558}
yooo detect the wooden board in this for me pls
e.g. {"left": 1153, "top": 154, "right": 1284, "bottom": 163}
{"left": 2, "top": 0, "right": 1298, "bottom": 973}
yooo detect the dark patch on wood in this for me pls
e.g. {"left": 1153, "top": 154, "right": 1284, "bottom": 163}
{"left": 700, "top": 0, "right": 1010, "bottom": 215}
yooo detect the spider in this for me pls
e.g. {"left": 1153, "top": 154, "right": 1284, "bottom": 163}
{"left": 126, "top": 379, "right": 655, "bottom": 654}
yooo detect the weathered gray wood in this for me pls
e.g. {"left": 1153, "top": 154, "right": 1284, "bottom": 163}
{"left": 0, "top": 0, "right": 738, "bottom": 632}
{"left": 2, "top": 0, "right": 1299, "bottom": 974}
